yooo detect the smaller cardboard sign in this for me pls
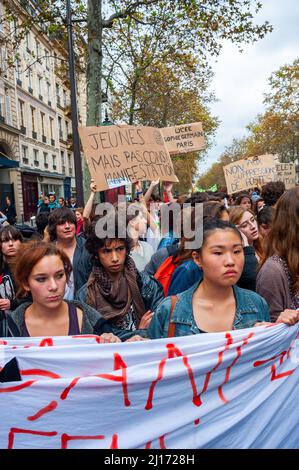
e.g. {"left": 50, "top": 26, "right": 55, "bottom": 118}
{"left": 275, "top": 163, "right": 296, "bottom": 190}
{"left": 161, "top": 122, "right": 206, "bottom": 155}
{"left": 79, "top": 125, "right": 178, "bottom": 191}
{"left": 223, "top": 154, "right": 277, "bottom": 194}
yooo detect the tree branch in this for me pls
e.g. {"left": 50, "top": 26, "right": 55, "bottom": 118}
{"left": 102, "top": 0, "right": 159, "bottom": 28}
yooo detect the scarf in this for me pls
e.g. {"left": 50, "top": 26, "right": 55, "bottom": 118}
{"left": 86, "top": 256, "right": 146, "bottom": 324}
{"left": 272, "top": 255, "right": 299, "bottom": 309}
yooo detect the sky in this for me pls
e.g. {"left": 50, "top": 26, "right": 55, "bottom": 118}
{"left": 200, "top": 0, "right": 299, "bottom": 175}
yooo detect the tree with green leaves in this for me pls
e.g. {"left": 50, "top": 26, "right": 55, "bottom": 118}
{"left": 197, "top": 57, "right": 299, "bottom": 190}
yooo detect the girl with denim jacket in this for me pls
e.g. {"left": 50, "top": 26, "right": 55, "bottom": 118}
{"left": 149, "top": 220, "right": 299, "bottom": 339}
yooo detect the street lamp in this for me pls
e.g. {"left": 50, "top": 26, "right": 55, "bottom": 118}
{"left": 66, "top": 0, "right": 84, "bottom": 206}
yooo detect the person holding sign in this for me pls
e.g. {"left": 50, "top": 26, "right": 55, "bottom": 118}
{"left": 148, "top": 220, "right": 299, "bottom": 339}
{"left": 0, "top": 241, "right": 120, "bottom": 341}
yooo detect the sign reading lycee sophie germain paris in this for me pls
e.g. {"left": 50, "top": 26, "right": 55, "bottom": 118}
{"left": 161, "top": 122, "right": 206, "bottom": 155}
{"left": 79, "top": 125, "right": 178, "bottom": 191}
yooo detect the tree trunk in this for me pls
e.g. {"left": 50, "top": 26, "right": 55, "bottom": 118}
{"left": 84, "top": 0, "right": 103, "bottom": 201}
{"left": 87, "top": 0, "right": 103, "bottom": 126}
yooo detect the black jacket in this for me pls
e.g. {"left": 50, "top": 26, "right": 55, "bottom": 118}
{"left": 73, "top": 236, "right": 93, "bottom": 293}
{"left": 4, "top": 204, "right": 16, "bottom": 224}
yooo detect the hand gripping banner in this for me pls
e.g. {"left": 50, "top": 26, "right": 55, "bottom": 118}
{"left": 1, "top": 324, "right": 299, "bottom": 449}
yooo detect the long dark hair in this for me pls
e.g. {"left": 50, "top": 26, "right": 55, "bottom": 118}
{"left": 260, "top": 187, "right": 299, "bottom": 291}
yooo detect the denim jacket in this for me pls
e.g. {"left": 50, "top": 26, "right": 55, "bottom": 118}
{"left": 148, "top": 281, "right": 270, "bottom": 339}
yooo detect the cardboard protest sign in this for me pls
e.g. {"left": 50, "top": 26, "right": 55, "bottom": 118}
{"left": 223, "top": 154, "right": 277, "bottom": 194}
{"left": 79, "top": 125, "right": 178, "bottom": 191}
{"left": 161, "top": 122, "right": 206, "bottom": 155}
{"left": 275, "top": 162, "right": 296, "bottom": 189}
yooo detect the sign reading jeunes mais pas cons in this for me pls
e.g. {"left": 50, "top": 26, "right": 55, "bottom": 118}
{"left": 79, "top": 125, "right": 178, "bottom": 191}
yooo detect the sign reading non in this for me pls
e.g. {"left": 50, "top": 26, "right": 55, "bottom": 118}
{"left": 275, "top": 163, "right": 296, "bottom": 190}
{"left": 161, "top": 122, "right": 206, "bottom": 155}
{"left": 223, "top": 154, "right": 277, "bottom": 194}
{"left": 79, "top": 125, "right": 178, "bottom": 191}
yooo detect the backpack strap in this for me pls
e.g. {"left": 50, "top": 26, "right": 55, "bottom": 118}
{"left": 167, "top": 295, "right": 178, "bottom": 338}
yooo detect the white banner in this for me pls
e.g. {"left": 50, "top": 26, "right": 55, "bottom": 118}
{"left": 1, "top": 325, "right": 299, "bottom": 449}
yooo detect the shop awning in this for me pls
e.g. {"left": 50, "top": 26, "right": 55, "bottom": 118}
{"left": 0, "top": 152, "right": 19, "bottom": 168}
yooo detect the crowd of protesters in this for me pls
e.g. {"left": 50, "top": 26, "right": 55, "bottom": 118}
{"left": 0, "top": 178, "right": 298, "bottom": 340}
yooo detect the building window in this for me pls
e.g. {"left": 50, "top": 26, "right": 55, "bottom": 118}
{"left": 65, "top": 120, "right": 69, "bottom": 138}
{"left": 56, "top": 83, "right": 60, "bottom": 106}
{"left": 28, "top": 69, "right": 33, "bottom": 92}
{"left": 41, "top": 112, "right": 46, "bottom": 137}
{"left": 10, "top": 19, "right": 18, "bottom": 38}
{"left": 49, "top": 117, "right": 54, "bottom": 140}
{"left": 0, "top": 94, "right": 4, "bottom": 118}
{"left": 0, "top": 3, "right": 4, "bottom": 33}
{"left": 68, "top": 153, "right": 72, "bottom": 174}
{"left": 16, "top": 59, "right": 22, "bottom": 81}
{"left": 36, "top": 40, "right": 40, "bottom": 58}
{"left": 25, "top": 32, "right": 31, "bottom": 52}
{"left": 0, "top": 48, "right": 7, "bottom": 77}
{"left": 33, "top": 149, "right": 39, "bottom": 166}
{"left": 22, "top": 146, "right": 29, "bottom": 164}
{"left": 52, "top": 154, "right": 57, "bottom": 170}
{"left": 5, "top": 90, "right": 12, "bottom": 126}
{"left": 63, "top": 89, "right": 67, "bottom": 107}
{"left": 31, "top": 107, "right": 35, "bottom": 131}
{"left": 38, "top": 76, "right": 43, "bottom": 98}
{"left": 45, "top": 49, "right": 49, "bottom": 69}
{"left": 43, "top": 152, "right": 48, "bottom": 168}
{"left": 19, "top": 100, "right": 25, "bottom": 127}
{"left": 58, "top": 116, "right": 63, "bottom": 139}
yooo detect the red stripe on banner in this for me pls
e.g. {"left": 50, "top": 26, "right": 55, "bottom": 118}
{"left": 110, "top": 434, "right": 118, "bottom": 449}
{"left": 194, "top": 418, "right": 200, "bottom": 426}
{"left": 27, "top": 401, "right": 58, "bottom": 421}
{"left": 60, "top": 377, "right": 80, "bottom": 400}
{"left": 96, "top": 353, "right": 131, "bottom": 407}
{"left": 39, "top": 338, "right": 54, "bottom": 347}
{"left": 198, "top": 333, "right": 233, "bottom": 404}
{"left": 218, "top": 332, "right": 254, "bottom": 403}
{"left": 145, "top": 343, "right": 201, "bottom": 411}
{"left": 8, "top": 428, "right": 57, "bottom": 449}
{"left": 159, "top": 435, "right": 166, "bottom": 449}
{"left": 0, "top": 380, "right": 36, "bottom": 393}
{"left": 253, "top": 353, "right": 286, "bottom": 367}
{"left": 21, "top": 369, "right": 61, "bottom": 379}
{"left": 61, "top": 433, "right": 105, "bottom": 449}
{"left": 0, "top": 340, "right": 7, "bottom": 345}
{"left": 271, "top": 364, "right": 295, "bottom": 381}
